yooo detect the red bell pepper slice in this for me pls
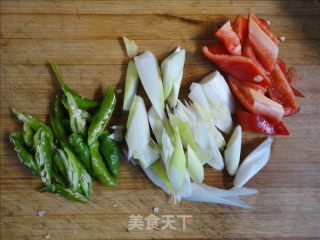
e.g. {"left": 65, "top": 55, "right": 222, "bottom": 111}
{"left": 203, "top": 46, "right": 271, "bottom": 87}
{"left": 247, "top": 12, "right": 279, "bottom": 71}
{"left": 232, "top": 15, "right": 248, "bottom": 45}
{"left": 241, "top": 80, "right": 267, "bottom": 95}
{"left": 243, "top": 44, "right": 269, "bottom": 75}
{"left": 228, "top": 75, "right": 284, "bottom": 122}
{"left": 249, "top": 12, "right": 280, "bottom": 45}
{"left": 290, "top": 85, "right": 304, "bottom": 97}
{"left": 277, "top": 59, "right": 304, "bottom": 97}
{"left": 258, "top": 18, "right": 271, "bottom": 32}
{"left": 269, "top": 64, "right": 300, "bottom": 116}
{"left": 236, "top": 109, "right": 289, "bottom": 135}
{"left": 208, "top": 42, "right": 230, "bottom": 55}
{"left": 215, "top": 20, "right": 242, "bottom": 56}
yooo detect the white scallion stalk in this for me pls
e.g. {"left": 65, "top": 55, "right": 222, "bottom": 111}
{"left": 189, "top": 83, "right": 211, "bottom": 110}
{"left": 224, "top": 125, "right": 242, "bottom": 176}
{"left": 184, "top": 183, "right": 254, "bottom": 208}
{"left": 134, "top": 51, "right": 165, "bottom": 119}
{"left": 125, "top": 96, "right": 150, "bottom": 159}
{"left": 175, "top": 100, "right": 225, "bottom": 149}
{"left": 161, "top": 47, "right": 186, "bottom": 104}
{"left": 174, "top": 171, "right": 192, "bottom": 202}
{"left": 122, "top": 149, "right": 139, "bottom": 166}
{"left": 123, "top": 36, "right": 139, "bottom": 58}
{"left": 148, "top": 106, "right": 165, "bottom": 144}
{"left": 189, "top": 81, "right": 233, "bottom": 134}
{"left": 168, "top": 114, "right": 198, "bottom": 150}
{"left": 123, "top": 61, "right": 139, "bottom": 111}
{"left": 138, "top": 139, "right": 160, "bottom": 169}
{"left": 200, "top": 71, "right": 235, "bottom": 113}
{"left": 168, "top": 127, "right": 186, "bottom": 191}
{"left": 197, "top": 183, "right": 258, "bottom": 197}
{"left": 234, "top": 138, "right": 273, "bottom": 188}
{"left": 160, "top": 128, "right": 174, "bottom": 167}
{"left": 143, "top": 160, "right": 173, "bottom": 195}
{"left": 192, "top": 120, "right": 224, "bottom": 170}
{"left": 186, "top": 146, "right": 204, "bottom": 183}
{"left": 167, "top": 71, "right": 183, "bottom": 108}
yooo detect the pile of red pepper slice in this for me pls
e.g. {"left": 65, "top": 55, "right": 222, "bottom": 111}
{"left": 203, "top": 11, "right": 303, "bottom": 135}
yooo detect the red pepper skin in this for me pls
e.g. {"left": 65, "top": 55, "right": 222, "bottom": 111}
{"left": 227, "top": 75, "right": 284, "bottom": 122}
{"left": 203, "top": 46, "right": 271, "bottom": 87}
{"left": 236, "top": 109, "right": 289, "bottom": 135}
{"left": 269, "top": 64, "right": 300, "bottom": 117}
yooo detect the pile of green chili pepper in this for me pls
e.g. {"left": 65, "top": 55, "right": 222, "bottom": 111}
{"left": 10, "top": 63, "right": 121, "bottom": 203}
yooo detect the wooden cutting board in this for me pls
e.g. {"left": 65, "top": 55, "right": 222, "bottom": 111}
{"left": 1, "top": 1, "right": 319, "bottom": 239}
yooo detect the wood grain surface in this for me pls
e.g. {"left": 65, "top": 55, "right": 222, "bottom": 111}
{"left": 1, "top": 1, "right": 319, "bottom": 239}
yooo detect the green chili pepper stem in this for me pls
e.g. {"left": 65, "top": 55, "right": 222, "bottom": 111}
{"left": 10, "top": 132, "right": 40, "bottom": 176}
{"left": 68, "top": 133, "right": 92, "bottom": 174}
{"left": 12, "top": 109, "right": 54, "bottom": 143}
{"left": 49, "top": 62, "right": 98, "bottom": 109}
{"left": 99, "top": 132, "right": 120, "bottom": 178}
{"left": 34, "top": 128, "right": 53, "bottom": 186}
{"left": 87, "top": 87, "right": 116, "bottom": 146}
{"left": 89, "top": 140, "right": 117, "bottom": 187}
{"left": 39, "top": 184, "right": 88, "bottom": 203}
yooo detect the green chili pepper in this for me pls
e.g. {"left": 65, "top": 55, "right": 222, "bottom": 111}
{"left": 56, "top": 147, "right": 80, "bottom": 192}
{"left": 52, "top": 165, "right": 67, "bottom": 187}
{"left": 12, "top": 109, "right": 54, "bottom": 143}
{"left": 51, "top": 96, "right": 68, "bottom": 147}
{"left": 9, "top": 132, "right": 39, "bottom": 176}
{"left": 34, "top": 128, "right": 53, "bottom": 186}
{"left": 68, "top": 133, "right": 92, "bottom": 174}
{"left": 62, "top": 92, "right": 91, "bottom": 137}
{"left": 77, "top": 162, "right": 93, "bottom": 200}
{"left": 50, "top": 62, "right": 97, "bottom": 109}
{"left": 89, "top": 140, "right": 117, "bottom": 187}
{"left": 23, "top": 124, "right": 34, "bottom": 148}
{"left": 87, "top": 87, "right": 116, "bottom": 145}
{"left": 62, "top": 119, "right": 71, "bottom": 133}
{"left": 39, "top": 184, "right": 88, "bottom": 203}
{"left": 53, "top": 151, "right": 67, "bottom": 178}
{"left": 99, "top": 132, "right": 120, "bottom": 178}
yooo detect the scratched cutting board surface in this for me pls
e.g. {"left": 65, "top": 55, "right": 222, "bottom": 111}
{"left": 0, "top": 1, "right": 320, "bottom": 239}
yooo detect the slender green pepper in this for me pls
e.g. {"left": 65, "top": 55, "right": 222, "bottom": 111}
{"left": 12, "top": 109, "right": 54, "bottom": 143}
{"left": 34, "top": 128, "right": 53, "bottom": 186}
{"left": 77, "top": 161, "right": 93, "bottom": 200}
{"left": 56, "top": 147, "right": 80, "bottom": 192}
{"left": 99, "top": 132, "right": 120, "bottom": 178}
{"left": 62, "top": 92, "right": 91, "bottom": 137}
{"left": 68, "top": 133, "right": 92, "bottom": 174}
{"left": 62, "top": 119, "right": 71, "bottom": 133}
{"left": 51, "top": 96, "right": 68, "bottom": 147}
{"left": 10, "top": 132, "right": 39, "bottom": 176}
{"left": 23, "top": 124, "right": 34, "bottom": 148}
{"left": 50, "top": 62, "right": 98, "bottom": 109}
{"left": 87, "top": 87, "right": 116, "bottom": 145}
{"left": 52, "top": 165, "right": 67, "bottom": 187}
{"left": 53, "top": 151, "right": 67, "bottom": 178}
{"left": 39, "top": 184, "right": 88, "bottom": 203}
{"left": 89, "top": 140, "right": 117, "bottom": 187}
